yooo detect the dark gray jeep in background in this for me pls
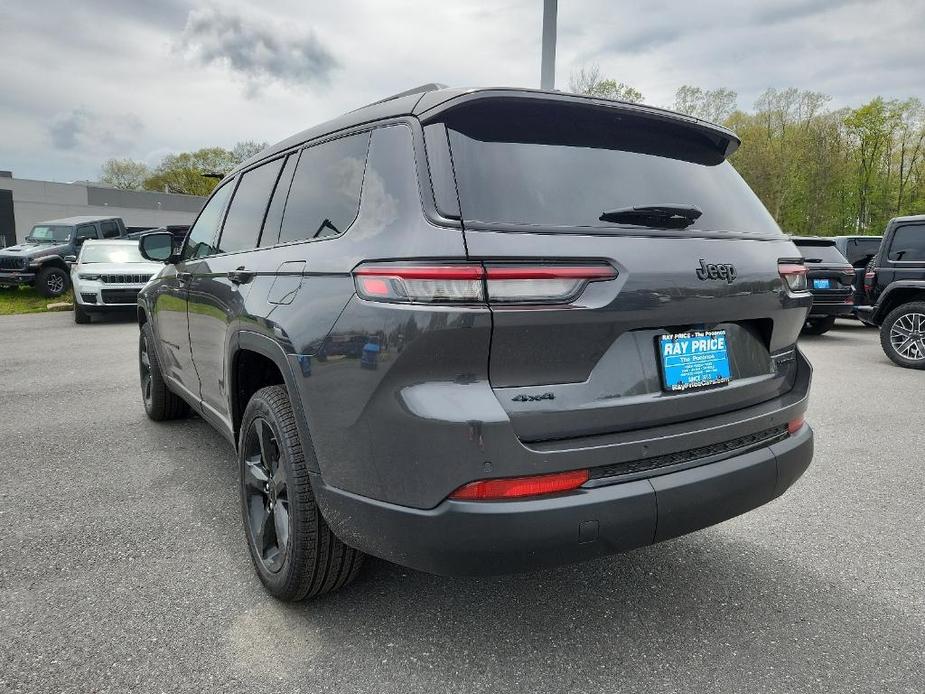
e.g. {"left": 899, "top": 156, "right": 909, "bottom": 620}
{"left": 0, "top": 215, "right": 126, "bottom": 297}
{"left": 136, "top": 86, "right": 815, "bottom": 602}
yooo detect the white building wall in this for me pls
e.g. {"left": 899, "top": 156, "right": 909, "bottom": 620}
{"left": 0, "top": 177, "right": 206, "bottom": 243}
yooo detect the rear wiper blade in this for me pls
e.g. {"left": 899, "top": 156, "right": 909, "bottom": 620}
{"left": 599, "top": 204, "right": 703, "bottom": 229}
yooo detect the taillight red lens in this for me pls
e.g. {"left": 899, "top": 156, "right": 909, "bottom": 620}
{"left": 864, "top": 271, "right": 876, "bottom": 289}
{"left": 353, "top": 263, "right": 616, "bottom": 304}
{"left": 788, "top": 415, "right": 805, "bottom": 434}
{"left": 778, "top": 261, "right": 808, "bottom": 292}
{"left": 449, "top": 469, "right": 590, "bottom": 501}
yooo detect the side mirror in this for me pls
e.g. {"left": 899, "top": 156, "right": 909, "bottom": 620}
{"left": 64, "top": 255, "right": 77, "bottom": 265}
{"left": 139, "top": 231, "right": 176, "bottom": 263}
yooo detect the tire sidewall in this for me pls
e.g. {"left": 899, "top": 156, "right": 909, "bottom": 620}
{"left": 238, "top": 390, "right": 308, "bottom": 595}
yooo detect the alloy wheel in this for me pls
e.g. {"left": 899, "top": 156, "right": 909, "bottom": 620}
{"left": 139, "top": 335, "right": 153, "bottom": 405}
{"left": 243, "top": 417, "right": 290, "bottom": 573}
{"left": 889, "top": 312, "right": 925, "bottom": 361}
{"left": 47, "top": 273, "right": 65, "bottom": 295}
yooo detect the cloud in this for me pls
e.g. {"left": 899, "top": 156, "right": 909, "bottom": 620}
{"left": 178, "top": 6, "right": 339, "bottom": 94}
{"left": 47, "top": 108, "right": 144, "bottom": 152}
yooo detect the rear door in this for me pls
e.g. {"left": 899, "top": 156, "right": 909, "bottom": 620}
{"left": 428, "top": 97, "right": 810, "bottom": 442}
{"left": 187, "top": 157, "right": 285, "bottom": 424}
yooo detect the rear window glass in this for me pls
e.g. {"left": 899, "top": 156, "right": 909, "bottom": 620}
{"left": 887, "top": 225, "right": 925, "bottom": 262}
{"left": 278, "top": 132, "right": 369, "bottom": 244}
{"left": 218, "top": 158, "right": 284, "bottom": 254}
{"left": 440, "top": 100, "right": 781, "bottom": 235}
{"left": 844, "top": 237, "right": 881, "bottom": 265}
{"left": 794, "top": 243, "right": 847, "bottom": 264}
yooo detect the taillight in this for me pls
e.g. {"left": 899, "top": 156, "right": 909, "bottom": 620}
{"left": 353, "top": 263, "right": 617, "bottom": 305}
{"left": 864, "top": 271, "right": 876, "bottom": 290}
{"left": 449, "top": 469, "right": 590, "bottom": 500}
{"left": 778, "top": 261, "right": 808, "bottom": 293}
{"left": 354, "top": 265, "right": 484, "bottom": 303}
{"left": 839, "top": 268, "right": 855, "bottom": 286}
{"left": 788, "top": 415, "right": 805, "bottom": 434}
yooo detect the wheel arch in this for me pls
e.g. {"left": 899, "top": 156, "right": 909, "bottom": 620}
{"left": 874, "top": 283, "right": 925, "bottom": 323}
{"left": 229, "top": 331, "right": 319, "bottom": 472}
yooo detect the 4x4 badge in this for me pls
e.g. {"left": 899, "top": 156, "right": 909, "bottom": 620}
{"left": 696, "top": 259, "right": 737, "bottom": 283}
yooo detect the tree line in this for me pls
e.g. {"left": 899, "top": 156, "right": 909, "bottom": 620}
{"left": 570, "top": 67, "right": 925, "bottom": 236}
{"left": 99, "top": 141, "right": 267, "bottom": 197}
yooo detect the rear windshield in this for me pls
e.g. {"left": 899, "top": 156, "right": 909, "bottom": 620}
{"left": 80, "top": 243, "right": 146, "bottom": 264}
{"left": 438, "top": 100, "right": 782, "bottom": 235}
{"left": 794, "top": 242, "right": 847, "bottom": 264}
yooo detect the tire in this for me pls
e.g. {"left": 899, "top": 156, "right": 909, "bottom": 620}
{"left": 139, "top": 322, "right": 189, "bottom": 420}
{"left": 801, "top": 316, "right": 836, "bottom": 335}
{"left": 239, "top": 385, "right": 364, "bottom": 602}
{"left": 74, "top": 304, "right": 91, "bottom": 324}
{"left": 35, "top": 265, "right": 69, "bottom": 298}
{"left": 879, "top": 301, "right": 925, "bottom": 369}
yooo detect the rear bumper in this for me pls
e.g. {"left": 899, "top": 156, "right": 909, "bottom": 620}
{"left": 312, "top": 423, "right": 813, "bottom": 576}
{"left": 0, "top": 271, "right": 34, "bottom": 286}
{"left": 808, "top": 299, "right": 853, "bottom": 318}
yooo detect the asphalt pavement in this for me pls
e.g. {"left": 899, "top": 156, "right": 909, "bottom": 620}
{"left": 0, "top": 312, "right": 922, "bottom": 693}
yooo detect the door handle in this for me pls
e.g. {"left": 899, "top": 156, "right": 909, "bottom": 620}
{"left": 176, "top": 271, "right": 191, "bottom": 285}
{"left": 228, "top": 267, "right": 255, "bottom": 285}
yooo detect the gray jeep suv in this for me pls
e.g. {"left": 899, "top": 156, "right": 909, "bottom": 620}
{"left": 137, "top": 86, "right": 814, "bottom": 601}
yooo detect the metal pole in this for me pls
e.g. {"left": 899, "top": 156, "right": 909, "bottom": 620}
{"left": 541, "top": 0, "right": 557, "bottom": 90}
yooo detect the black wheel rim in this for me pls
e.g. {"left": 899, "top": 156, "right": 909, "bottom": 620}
{"left": 47, "top": 272, "right": 65, "bottom": 294}
{"left": 243, "top": 418, "right": 289, "bottom": 573}
{"left": 139, "top": 334, "right": 153, "bottom": 405}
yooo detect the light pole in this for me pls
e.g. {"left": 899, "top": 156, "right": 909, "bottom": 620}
{"left": 540, "top": 0, "right": 557, "bottom": 90}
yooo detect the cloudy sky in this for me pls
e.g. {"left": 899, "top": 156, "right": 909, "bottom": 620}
{"left": 2, "top": 0, "right": 923, "bottom": 182}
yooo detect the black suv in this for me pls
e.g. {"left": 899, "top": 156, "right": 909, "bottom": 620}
{"left": 834, "top": 234, "right": 881, "bottom": 312}
{"left": 857, "top": 215, "right": 925, "bottom": 368}
{"left": 792, "top": 237, "right": 855, "bottom": 335}
{"left": 0, "top": 216, "right": 126, "bottom": 297}
{"left": 137, "top": 86, "right": 814, "bottom": 601}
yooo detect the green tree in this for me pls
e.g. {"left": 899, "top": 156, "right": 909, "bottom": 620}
{"left": 569, "top": 64, "right": 643, "bottom": 103}
{"left": 231, "top": 140, "right": 269, "bottom": 164}
{"left": 142, "top": 142, "right": 265, "bottom": 196}
{"left": 99, "top": 158, "right": 150, "bottom": 190}
{"left": 673, "top": 86, "right": 738, "bottom": 124}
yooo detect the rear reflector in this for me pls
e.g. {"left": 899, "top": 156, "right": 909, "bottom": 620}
{"left": 354, "top": 263, "right": 616, "bottom": 305}
{"left": 787, "top": 415, "right": 805, "bottom": 434}
{"left": 778, "top": 261, "right": 808, "bottom": 292}
{"left": 449, "top": 469, "right": 590, "bottom": 501}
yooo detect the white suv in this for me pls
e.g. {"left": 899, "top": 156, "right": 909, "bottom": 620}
{"left": 71, "top": 239, "right": 162, "bottom": 324}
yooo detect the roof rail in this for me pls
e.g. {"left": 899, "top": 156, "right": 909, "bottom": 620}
{"left": 368, "top": 83, "right": 447, "bottom": 106}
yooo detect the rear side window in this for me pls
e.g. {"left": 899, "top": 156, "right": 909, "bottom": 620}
{"left": 182, "top": 182, "right": 233, "bottom": 261}
{"left": 100, "top": 220, "right": 120, "bottom": 238}
{"left": 76, "top": 225, "right": 98, "bottom": 241}
{"left": 887, "top": 225, "right": 925, "bottom": 262}
{"left": 259, "top": 154, "right": 298, "bottom": 247}
{"left": 278, "top": 132, "right": 369, "bottom": 244}
{"left": 439, "top": 99, "right": 781, "bottom": 235}
{"left": 218, "top": 158, "right": 285, "bottom": 254}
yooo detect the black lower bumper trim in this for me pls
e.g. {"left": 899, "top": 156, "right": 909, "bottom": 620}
{"left": 312, "top": 424, "right": 813, "bottom": 576}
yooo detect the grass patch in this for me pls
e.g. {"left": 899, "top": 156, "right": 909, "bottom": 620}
{"left": 0, "top": 286, "right": 73, "bottom": 315}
